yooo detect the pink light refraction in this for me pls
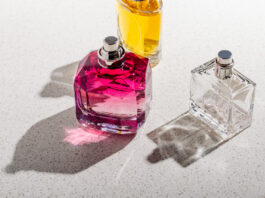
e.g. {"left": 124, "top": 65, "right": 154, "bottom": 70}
{"left": 64, "top": 127, "right": 110, "bottom": 146}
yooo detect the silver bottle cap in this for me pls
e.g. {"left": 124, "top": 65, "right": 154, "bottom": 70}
{"left": 103, "top": 36, "right": 119, "bottom": 52}
{"left": 215, "top": 50, "right": 234, "bottom": 79}
{"left": 217, "top": 50, "right": 233, "bottom": 65}
{"left": 98, "top": 36, "right": 125, "bottom": 68}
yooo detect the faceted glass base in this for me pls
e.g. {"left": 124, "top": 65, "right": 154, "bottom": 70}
{"left": 76, "top": 106, "right": 145, "bottom": 134}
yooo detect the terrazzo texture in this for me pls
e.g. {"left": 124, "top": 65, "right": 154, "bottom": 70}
{"left": 1, "top": 0, "right": 265, "bottom": 197}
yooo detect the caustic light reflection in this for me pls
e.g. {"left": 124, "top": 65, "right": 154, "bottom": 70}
{"left": 64, "top": 127, "right": 110, "bottom": 146}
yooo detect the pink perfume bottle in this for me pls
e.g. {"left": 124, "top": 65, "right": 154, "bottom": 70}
{"left": 74, "top": 36, "right": 152, "bottom": 134}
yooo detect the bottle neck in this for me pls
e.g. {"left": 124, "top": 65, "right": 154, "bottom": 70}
{"left": 97, "top": 46, "right": 125, "bottom": 69}
{"left": 215, "top": 59, "right": 234, "bottom": 80}
{"left": 98, "top": 56, "right": 125, "bottom": 69}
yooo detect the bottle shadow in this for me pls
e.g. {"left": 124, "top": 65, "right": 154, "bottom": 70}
{"left": 5, "top": 107, "right": 135, "bottom": 174}
{"left": 40, "top": 61, "right": 79, "bottom": 98}
{"left": 147, "top": 111, "right": 229, "bottom": 167}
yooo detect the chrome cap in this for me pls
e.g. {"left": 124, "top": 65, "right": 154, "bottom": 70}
{"left": 217, "top": 50, "right": 233, "bottom": 66}
{"left": 98, "top": 36, "right": 125, "bottom": 68}
{"left": 215, "top": 50, "right": 234, "bottom": 79}
{"left": 103, "top": 36, "right": 119, "bottom": 52}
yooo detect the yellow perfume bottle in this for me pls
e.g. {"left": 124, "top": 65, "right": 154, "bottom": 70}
{"left": 116, "top": 0, "right": 162, "bottom": 67}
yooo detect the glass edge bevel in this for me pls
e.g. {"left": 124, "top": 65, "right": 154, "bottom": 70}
{"left": 233, "top": 68, "right": 257, "bottom": 87}
{"left": 191, "top": 58, "right": 216, "bottom": 74}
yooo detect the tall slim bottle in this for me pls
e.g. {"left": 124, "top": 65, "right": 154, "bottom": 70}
{"left": 116, "top": 0, "right": 163, "bottom": 68}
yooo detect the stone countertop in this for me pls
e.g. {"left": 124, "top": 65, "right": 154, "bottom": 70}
{"left": 1, "top": 0, "right": 265, "bottom": 197}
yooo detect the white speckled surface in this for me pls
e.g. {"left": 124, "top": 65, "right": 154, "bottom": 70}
{"left": 1, "top": 0, "right": 265, "bottom": 197}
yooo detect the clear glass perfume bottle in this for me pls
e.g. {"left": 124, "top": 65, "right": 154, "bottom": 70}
{"left": 116, "top": 0, "right": 162, "bottom": 68}
{"left": 190, "top": 50, "right": 256, "bottom": 137}
{"left": 74, "top": 36, "right": 152, "bottom": 134}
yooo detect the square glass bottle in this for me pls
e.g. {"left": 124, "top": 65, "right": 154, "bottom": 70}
{"left": 190, "top": 50, "right": 256, "bottom": 137}
{"left": 116, "top": 0, "right": 162, "bottom": 68}
{"left": 74, "top": 36, "right": 152, "bottom": 134}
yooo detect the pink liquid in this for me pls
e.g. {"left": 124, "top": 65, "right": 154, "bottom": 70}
{"left": 74, "top": 51, "right": 151, "bottom": 134}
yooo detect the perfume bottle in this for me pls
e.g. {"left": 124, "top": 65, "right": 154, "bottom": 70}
{"left": 190, "top": 50, "right": 256, "bottom": 136}
{"left": 74, "top": 36, "right": 152, "bottom": 134}
{"left": 116, "top": 0, "right": 162, "bottom": 68}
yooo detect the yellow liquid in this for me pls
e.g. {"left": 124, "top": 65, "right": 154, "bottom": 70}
{"left": 117, "top": 0, "right": 162, "bottom": 64}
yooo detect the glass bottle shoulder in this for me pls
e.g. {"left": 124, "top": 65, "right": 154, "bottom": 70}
{"left": 74, "top": 50, "right": 149, "bottom": 91}
{"left": 76, "top": 50, "right": 149, "bottom": 75}
{"left": 191, "top": 58, "right": 256, "bottom": 96}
